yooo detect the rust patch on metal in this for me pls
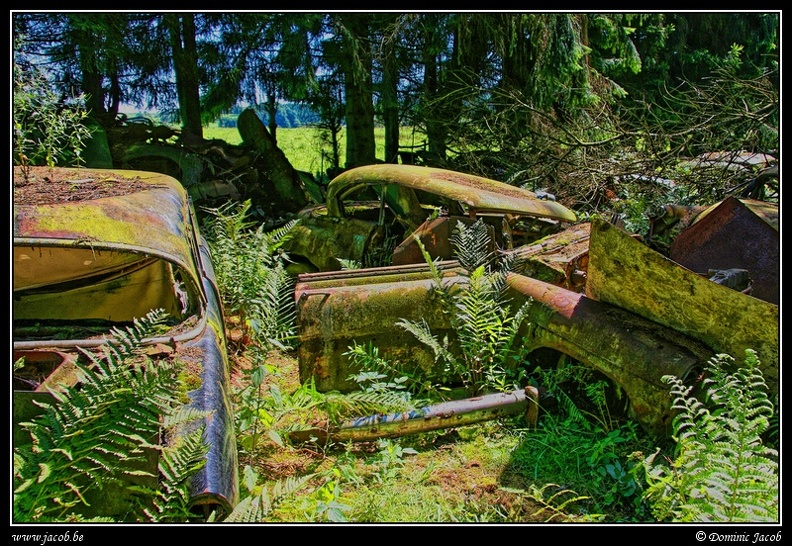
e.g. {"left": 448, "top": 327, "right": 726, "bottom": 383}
{"left": 669, "top": 197, "right": 779, "bottom": 304}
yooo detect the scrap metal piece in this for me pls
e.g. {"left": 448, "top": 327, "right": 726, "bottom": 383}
{"left": 392, "top": 216, "right": 495, "bottom": 266}
{"left": 708, "top": 268, "right": 751, "bottom": 292}
{"left": 284, "top": 164, "right": 578, "bottom": 272}
{"left": 669, "top": 197, "right": 779, "bottom": 304}
{"left": 14, "top": 168, "right": 239, "bottom": 516}
{"left": 288, "top": 387, "right": 540, "bottom": 444}
{"left": 296, "top": 255, "right": 713, "bottom": 436}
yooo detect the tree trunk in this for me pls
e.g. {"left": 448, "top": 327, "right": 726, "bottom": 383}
{"left": 76, "top": 29, "right": 106, "bottom": 117}
{"left": 266, "top": 93, "right": 278, "bottom": 144}
{"left": 422, "top": 17, "right": 446, "bottom": 164}
{"left": 340, "top": 14, "right": 376, "bottom": 169}
{"left": 107, "top": 71, "right": 121, "bottom": 117}
{"left": 381, "top": 29, "right": 400, "bottom": 164}
{"left": 166, "top": 13, "right": 203, "bottom": 140}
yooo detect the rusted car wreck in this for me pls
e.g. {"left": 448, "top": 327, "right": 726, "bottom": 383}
{"left": 13, "top": 168, "right": 239, "bottom": 517}
{"left": 289, "top": 164, "right": 779, "bottom": 438}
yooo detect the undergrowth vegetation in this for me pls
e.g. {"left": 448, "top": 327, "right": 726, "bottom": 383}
{"left": 12, "top": 199, "right": 778, "bottom": 524}
{"left": 201, "top": 206, "right": 779, "bottom": 523}
{"left": 640, "top": 350, "right": 778, "bottom": 522}
{"left": 11, "top": 194, "right": 779, "bottom": 524}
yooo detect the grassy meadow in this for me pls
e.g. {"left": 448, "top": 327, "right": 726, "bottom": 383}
{"left": 203, "top": 123, "right": 426, "bottom": 176}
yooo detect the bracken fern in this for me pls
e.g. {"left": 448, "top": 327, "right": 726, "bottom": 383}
{"left": 397, "top": 221, "right": 531, "bottom": 395}
{"left": 223, "top": 474, "right": 315, "bottom": 522}
{"left": 202, "top": 200, "right": 297, "bottom": 350}
{"left": 142, "top": 406, "right": 211, "bottom": 522}
{"left": 13, "top": 309, "right": 207, "bottom": 522}
{"left": 641, "top": 349, "right": 778, "bottom": 522}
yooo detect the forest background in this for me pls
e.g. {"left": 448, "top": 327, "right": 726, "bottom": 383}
{"left": 13, "top": 11, "right": 779, "bottom": 192}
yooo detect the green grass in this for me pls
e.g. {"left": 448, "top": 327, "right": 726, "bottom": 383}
{"left": 225, "top": 344, "right": 657, "bottom": 523}
{"left": 203, "top": 124, "right": 426, "bottom": 177}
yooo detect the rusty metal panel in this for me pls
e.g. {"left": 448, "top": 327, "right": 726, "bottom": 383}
{"left": 14, "top": 169, "right": 196, "bottom": 270}
{"left": 295, "top": 263, "right": 467, "bottom": 392}
{"left": 391, "top": 216, "right": 493, "bottom": 266}
{"left": 670, "top": 197, "right": 779, "bottom": 304}
{"left": 510, "top": 222, "right": 591, "bottom": 291}
{"left": 295, "top": 260, "right": 465, "bottom": 290}
{"left": 586, "top": 217, "right": 778, "bottom": 397}
{"left": 506, "top": 273, "right": 712, "bottom": 436}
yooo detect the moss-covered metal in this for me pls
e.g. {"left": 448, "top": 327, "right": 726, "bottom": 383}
{"left": 506, "top": 273, "right": 714, "bottom": 436}
{"left": 295, "top": 262, "right": 467, "bottom": 392}
{"left": 586, "top": 217, "right": 779, "bottom": 397}
{"left": 327, "top": 164, "right": 578, "bottom": 222}
{"left": 14, "top": 169, "right": 198, "bottom": 277}
{"left": 13, "top": 168, "right": 239, "bottom": 515}
{"left": 282, "top": 215, "right": 380, "bottom": 272}
{"left": 284, "top": 164, "right": 578, "bottom": 272}
{"left": 295, "top": 255, "right": 712, "bottom": 435}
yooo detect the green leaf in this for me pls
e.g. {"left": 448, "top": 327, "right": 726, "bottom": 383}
{"left": 243, "top": 465, "right": 259, "bottom": 492}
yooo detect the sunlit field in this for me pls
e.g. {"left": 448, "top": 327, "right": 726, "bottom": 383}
{"left": 203, "top": 124, "right": 425, "bottom": 177}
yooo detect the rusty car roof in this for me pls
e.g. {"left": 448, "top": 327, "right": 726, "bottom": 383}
{"left": 14, "top": 169, "right": 199, "bottom": 274}
{"left": 694, "top": 197, "right": 779, "bottom": 231}
{"left": 325, "top": 164, "right": 577, "bottom": 223}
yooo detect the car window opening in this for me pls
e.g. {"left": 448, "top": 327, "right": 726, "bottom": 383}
{"left": 13, "top": 246, "right": 199, "bottom": 341}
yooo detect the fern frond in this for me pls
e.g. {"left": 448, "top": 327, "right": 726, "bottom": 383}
{"left": 413, "top": 234, "right": 445, "bottom": 284}
{"left": 223, "top": 475, "right": 315, "bottom": 522}
{"left": 249, "top": 260, "right": 297, "bottom": 350}
{"left": 643, "top": 350, "right": 778, "bottom": 523}
{"left": 323, "top": 390, "right": 416, "bottom": 422}
{"left": 451, "top": 219, "right": 494, "bottom": 272}
{"left": 144, "top": 425, "right": 208, "bottom": 522}
{"left": 338, "top": 258, "right": 362, "bottom": 270}
{"left": 265, "top": 218, "right": 298, "bottom": 250}
{"left": 396, "top": 317, "right": 455, "bottom": 365}
{"left": 13, "top": 310, "right": 186, "bottom": 522}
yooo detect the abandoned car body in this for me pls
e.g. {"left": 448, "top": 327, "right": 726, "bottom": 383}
{"left": 291, "top": 165, "right": 779, "bottom": 437}
{"left": 281, "top": 163, "right": 577, "bottom": 273}
{"left": 13, "top": 168, "right": 239, "bottom": 516}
